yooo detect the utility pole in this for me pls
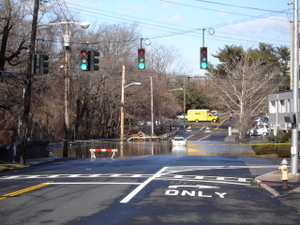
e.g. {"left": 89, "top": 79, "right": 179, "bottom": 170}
{"left": 120, "top": 65, "right": 125, "bottom": 145}
{"left": 20, "top": 0, "right": 39, "bottom": 165}
{"left": 291, "top": 0, "right": 299, "bottom": 175}
{"left": 150, "top": 76, "right": 154, "bottom": 136}
{"left": 63, "top": 23, "right": 70, "bottom": 157}
{"left": 183, "top": 78, "right": 186, "bottom": 128}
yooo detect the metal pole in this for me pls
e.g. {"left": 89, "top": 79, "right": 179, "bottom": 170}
{"left": 63, "top": 23, "right": 70, "bottom": 157}
{"left": 120, "top": 65, "right": 125, "bottom": 143}
{"left": 291, "top": 0, "right": 299, "bottom": 175}
{"left": 151, "top": 76, "right": 154, "bottom": 136}
{"left": 140, "top": 38, "right": 144, "bottom": 48}
{"left": 183, "top": 78, "right": 186, "bottom": 128}
{"left": 202, "top": 29, "right": 206, "bottom": 47}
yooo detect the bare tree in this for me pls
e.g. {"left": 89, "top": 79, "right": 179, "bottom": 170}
{"left": 209, "top": 52, "right": 282, "bottom": 140}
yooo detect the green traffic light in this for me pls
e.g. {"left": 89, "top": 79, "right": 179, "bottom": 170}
{"left": 138, "top": 62, "right": 145, "bottom": 70}
{"left": 201, "top": 62, "right": 208, "bottom": 69}
{"left": 80, "top": 63, "right": 88, "bottom": 71}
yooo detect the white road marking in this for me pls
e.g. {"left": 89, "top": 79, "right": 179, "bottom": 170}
{"left": 48, "top": 175, "right": 60, "bottom": 178}
{"left": 0, "top": 173, "right": 252, "bottom": 185}
{"left": 157, "top": 178, "right": 251, "bottom": 186}
{"left": 120, "top": 167, "right": 168, "bottom": 204}
{"left": 44, "top": 182, "right": 141, "bottom": 185}
{"left": 89, "top": 174, "right": 102, "bottom": 177}
{"left": 3, "top": 176, "right": 20, "bottom": 179}
{"left": 27, "top": 175, "right": 41, "bottom": 178}
{"left": 168, "top": 185, "right": 219, "bottom": 189}
{"left": 215, "top": 192, "right": 227, "bottom": 198}
{"left": 131, "top": 174, "right": 142, "bottom": 177}
{"left": 162, "top": 165, "right": 279, "bottom": 174}
{"left": 238, "top": 178, "right": 247, "bottom": 182}
{"left": 69, "top": 175, "right": 80, "bottom": 177}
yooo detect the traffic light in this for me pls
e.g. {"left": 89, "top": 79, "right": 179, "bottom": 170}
{"left": 30, "top": 54, "right": 37, "bottom": 75}
{"left": 200, "top": 47, "right": 208, "bottom": 69}
{"left": 138, "top": 48, "right": 146, "bottom": 70}
{"left": 39, "top": 54, "right": 49, "bottom": 74}
{"left": 80, "top": 49, "right": 90, "bottom": 71}
{"left": 89, "top": 50, "right": 99, "bottom": 71}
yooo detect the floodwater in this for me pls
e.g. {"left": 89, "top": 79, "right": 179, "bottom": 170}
{"left": 50, "top": 140, "right": 253, "bottom": 158}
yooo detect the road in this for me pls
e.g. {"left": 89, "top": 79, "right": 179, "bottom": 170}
{"left": 1, "top": 155, "right": 299, "bottom": 225}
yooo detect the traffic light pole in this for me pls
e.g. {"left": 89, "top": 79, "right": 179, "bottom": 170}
{"left": 201, "top": 28, "right": 215, "bottom": 47}
{"left": 291, "top": 0, "right": 299, "bottom": 175}
{"left": 202, "top": 29, "right": 206, "bottom": 47}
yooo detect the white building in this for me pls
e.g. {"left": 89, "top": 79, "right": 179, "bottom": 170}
{"left": 268, "top": 90, "right": 300, "bottom": 131}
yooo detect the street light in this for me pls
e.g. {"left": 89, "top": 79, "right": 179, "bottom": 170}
{"left": 124, "top": 82, "right": 141, "bottom": 89}
{"left": 40, "top": 21, "right": 90, "bottom": 29}
{"left": 39, "top": 20, "right": 90, "bottom": 157}
{"left": 120, "top": 66, "right": 141, "bottom": 144}
{"left": 169, "top": 85, "right": 186, "bottom": 127}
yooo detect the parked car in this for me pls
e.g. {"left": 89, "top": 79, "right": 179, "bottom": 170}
{"left": 248, "top": 125, "right": 269, "bottom": 136}
{"left": 176, "top": 114, "right": 187, "bottom": 120}
{"left": 186, "top": 126, "right": 192, "bottom": 132}
{"left": 171, "top": 137, "right": 187, "bottom": 146}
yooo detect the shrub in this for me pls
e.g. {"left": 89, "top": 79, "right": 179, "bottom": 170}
{"left": 279, "top": 130, "right": 300, "bottom": 143}
{"left": 276, "top": 145, "right": 291, "bottom": 158}
{"left": 268, "top": 130, "right": 286, "bottom": 143}
{"left": 280, "top": 130, "right": 292, "bottom": 143}
{"left": 253, "top": 144, "right": 276, "bottom": 155}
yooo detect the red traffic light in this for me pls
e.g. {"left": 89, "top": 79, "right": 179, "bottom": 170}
{"left": 81, "top": 50, "right": 89, "bottom": 57}
{"left": 138, "top": 48, "right": 145, "bottom": 55}
{"left": 201, "top": 47, "right": 207, "bottom": 54}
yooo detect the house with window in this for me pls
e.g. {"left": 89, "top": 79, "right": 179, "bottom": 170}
{"left": 268, "top": 90, "right": 299, "bottom": 131}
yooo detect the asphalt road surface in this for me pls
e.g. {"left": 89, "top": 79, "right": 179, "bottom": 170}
{"left": 1, "top": 155, "right": 299, "bottom": 225}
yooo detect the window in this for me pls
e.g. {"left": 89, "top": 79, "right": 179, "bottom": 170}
{"left": 270, "top": 101, "right": 276, "bottom": 113}
{"left": 280, "top": 100, "right": 285, "bottom": 113}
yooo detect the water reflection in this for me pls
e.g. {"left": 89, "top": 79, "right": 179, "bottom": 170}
{"left": 50, "top": 140, "right": 252, "bottom": 158}
{"left": 51, "top": 141, "right": 173, "bottom": 158}
{"left": 171, "top": 145, "right": 187, "bottom": 154}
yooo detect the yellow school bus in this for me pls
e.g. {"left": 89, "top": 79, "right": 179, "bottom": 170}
{"left": 187, "top": 109, "right": 219, "bottom": 122}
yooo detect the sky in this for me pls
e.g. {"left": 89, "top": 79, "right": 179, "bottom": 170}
{"left": 62, "top": 0, "right": 292, "bottom": 76}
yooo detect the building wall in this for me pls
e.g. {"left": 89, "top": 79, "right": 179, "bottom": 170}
{"left": 268, "top": 90, "right": 298, "bottom": 130}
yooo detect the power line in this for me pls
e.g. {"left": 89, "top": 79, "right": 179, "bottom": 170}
{"left": 62, "top": 1, "right": 289, "bottom": 47}
{"left": 159, "top": 0, "right": 288, "bottom": 21}
{"left": 192, "top": 0, "right": 285, "bottom": 13}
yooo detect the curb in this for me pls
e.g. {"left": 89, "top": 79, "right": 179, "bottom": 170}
{"left": 253, "top": 179, "right": 280, "bottom": 197}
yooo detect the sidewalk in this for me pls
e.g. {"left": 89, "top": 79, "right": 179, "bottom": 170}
{"left": 255, "top": 170, "right": 300, "bottom": 196}
{"left": 254, "top": 170, "right": 300, "bottom": 213}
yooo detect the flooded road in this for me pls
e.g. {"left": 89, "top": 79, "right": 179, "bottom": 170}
{"left": 50, "top": 140, "right": 252, "bottom": 158}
